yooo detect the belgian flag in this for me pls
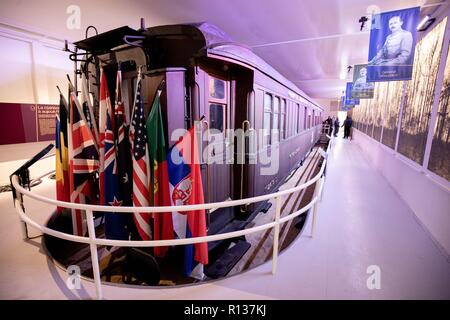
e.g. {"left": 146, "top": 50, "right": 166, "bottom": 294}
{"left": 146, "top": 90, "right": 174, "bottom": 257}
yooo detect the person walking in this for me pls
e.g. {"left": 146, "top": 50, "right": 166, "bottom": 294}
{"left": 333, "top": 117, "right": 340, "bottom": 137}
{"left": 342, "top": 116, "right": 353, "bottom": 139}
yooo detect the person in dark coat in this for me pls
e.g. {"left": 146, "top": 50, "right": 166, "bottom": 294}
{"left": 333, "top": 117, "right": 340, "bottom": 137}
{"left": 342, "top": 116, "right": 353, "bottom": 139}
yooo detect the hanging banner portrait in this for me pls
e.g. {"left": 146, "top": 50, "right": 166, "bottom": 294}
{"left": 345, "top": 82, "right": 360, "bottom": 106}
{"left": 352, "top": 64, "right": 374, "bottom": 98}
{"left": 367, "top": 6, "right": 420, "bottom": 82}
{"left": 342, "top": 104, "right": 354, "bottom": 111}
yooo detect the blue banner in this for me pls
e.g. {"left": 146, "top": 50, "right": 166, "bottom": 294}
{"left": 367, "top": 7, "right": 420, "bottom": 82}
{"left": 345, "top": 82, "right": 360, "bottom": 106}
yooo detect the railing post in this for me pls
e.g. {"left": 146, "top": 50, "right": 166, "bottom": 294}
{"left": 16, "top": 197, "right": 29, "bottom": 240}
{"left": 16, "top": 200, "right": 30, "bottom": 241}
{"left": 20, "top": 218, "right": 28, "bottom": 240}
{"left": 319, "top": 176, "right": 325, "bottom": 202}
{"left": 310, "top": 180, "right": 322, "bottom": 238}
{"left": 85, "top": 209, "right": 103, "bottom": 300}
{"left": 272, "top": 196, "right": 282, "bottom": 275}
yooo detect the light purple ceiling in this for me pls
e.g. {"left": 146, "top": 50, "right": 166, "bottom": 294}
{"left": 0, "top": 0, "right": 446, "bottom": 100}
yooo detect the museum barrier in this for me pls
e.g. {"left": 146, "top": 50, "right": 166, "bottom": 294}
{"left": 11, "top": 136, "right": 332, "bottom": 300}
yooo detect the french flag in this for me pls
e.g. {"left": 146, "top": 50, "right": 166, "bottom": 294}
{"left": 167, "top": 126, "right": 208, "bottom": 279}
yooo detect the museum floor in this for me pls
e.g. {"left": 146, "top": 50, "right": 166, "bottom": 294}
{"left": 0, "top": 135, "right": 449, "bottom": 299}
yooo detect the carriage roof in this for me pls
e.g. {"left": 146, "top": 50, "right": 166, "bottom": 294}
{"left": 74, "top": 22, "right": 323, "bottom": 111}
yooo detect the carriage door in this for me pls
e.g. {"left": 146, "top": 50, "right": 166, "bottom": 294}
{"left": 204, "top": 73, "right": 232, "bottom": 207}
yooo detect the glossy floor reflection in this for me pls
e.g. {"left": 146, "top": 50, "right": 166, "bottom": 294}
{"left": 0, "top": 137, "right": 449, "bottom": 299}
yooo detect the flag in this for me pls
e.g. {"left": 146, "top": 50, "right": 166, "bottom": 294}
{"left": 55, "top": 94, "right": 69, "bottom": 213}
{"left": 146, "top": 90, "right": 174, "bottom": 257}
{"left": 167, "top": 125, "right": 208, "bottom": 278}
{"left": 68, "top": 91, "right": 99, "bottom": 236}
{"left": 98, "top": 68, "right": 111, "bottom": 206}
{"left": 102, "top": 72, "right": 128, "bottom": 240}
{"left": 130, "top": 78, "right": 152, "bottom": 240}
{"left": 114, "top": 69, "right": 132, "bottom": 207}
{"left": 81, "top": 73, "right": 99, "bottom": 146}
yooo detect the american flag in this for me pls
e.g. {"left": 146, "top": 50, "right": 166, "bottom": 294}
{"left": 130, "top": 79, "right": 152, "bottom": 240}
{"left": 69, "top": 91, "right": 99, "bottom": 236}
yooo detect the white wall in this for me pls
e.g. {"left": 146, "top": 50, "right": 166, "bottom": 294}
{"left": 353, "top": 129, "right": 450, "bottom": 256}
{"left": 31, "top": 42, "right": 72, "bottom": 104}
{"left": 314, "top": 98, "right": 344, "bottom": 119}
{"left": 0, "top": 37, "right": 35, "bottom": 103}
{"left": 0, "top": 29, "right": 72, "bottom": 105}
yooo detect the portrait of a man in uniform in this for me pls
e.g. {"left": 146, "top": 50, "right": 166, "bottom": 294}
{"left": 368, "top": 15, "right": 413, "bottom": 66}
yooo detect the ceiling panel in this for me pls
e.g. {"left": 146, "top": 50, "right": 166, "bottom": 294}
{"left": 0, "top": 0, "right": 447, "bottom": 100}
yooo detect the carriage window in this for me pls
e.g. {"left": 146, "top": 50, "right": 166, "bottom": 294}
{"left": 210, "top": 104, "right": 224, "bottom": 132}
{"left": 263, "top": 93, "right": 272, "bottom": 146}
{"left": 280, "top": 99, "right": 286, "bottom": 140}
{"left": 292, "top": 103, "right": 297, "bottom": 135}
{"left": 209, "top": 78, "right": 225, "bottom": 99}
{"left": 272, "top": 97, "right": 280, "bottom": 143}
{"left": 295, "top": 103, "right": 300, "bottom": 134}
{"left": 304, "top": 106, "right": 307, "bottom": 130}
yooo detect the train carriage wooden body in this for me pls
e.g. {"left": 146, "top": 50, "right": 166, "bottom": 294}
{"left": 73, "top": 21, "right": 323, "bottom": 258}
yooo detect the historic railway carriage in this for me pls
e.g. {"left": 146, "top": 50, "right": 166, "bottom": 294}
{"left": 73, "top": 21, "right": 323, "bottom": 252}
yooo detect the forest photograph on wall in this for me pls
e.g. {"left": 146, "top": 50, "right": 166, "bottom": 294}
{"left": 381, "top": 81, "right": 404, "bottom": 149}
{"left": 428, "top": 44, "right": 450, "bottom": 181}
{"left": 397, "top": 18, "right": 448, "bottom": 165}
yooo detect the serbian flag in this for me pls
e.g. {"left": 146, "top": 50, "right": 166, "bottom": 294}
{"left": 167, "top": 124, "right": 208, "bottom": 278}
{"left": 55, "top": 94, "right": 69, "bottom": 213}
{"left": 146, "top": 90, "right": 174, "bottom": 257}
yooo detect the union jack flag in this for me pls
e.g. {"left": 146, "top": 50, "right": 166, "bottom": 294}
{"left": 130, "top": 78, "right": 152, "bottom": 240}
{"left": 68, "top": 91, "right": 99, "bottom": 236}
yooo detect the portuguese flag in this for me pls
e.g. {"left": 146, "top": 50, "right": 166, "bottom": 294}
{"left": 146, "top": 90, "right": 174, "bottom": 257}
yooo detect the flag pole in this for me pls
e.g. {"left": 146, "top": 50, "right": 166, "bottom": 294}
{"left": 67, "top": 74, "right": 75, "bottom": 94}
{"left": 81, "top": 73, "right": 100, "bottom": 145}
{"left": 56, "top": 85, "right": 69, "bottom": 111}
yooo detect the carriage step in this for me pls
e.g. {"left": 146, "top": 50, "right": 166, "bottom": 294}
{"left": 204, "top": 240, "right": 251, "bottom": 279}
{"left": 260, "top": 202, "right": 272, "bottom": 213}
{"left": 208, "top": 220, "right": 247, "bottom": 252}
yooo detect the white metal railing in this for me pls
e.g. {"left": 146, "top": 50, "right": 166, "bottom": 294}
{"left": 11, "top": 136, "right": 332, "bottom": 300}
